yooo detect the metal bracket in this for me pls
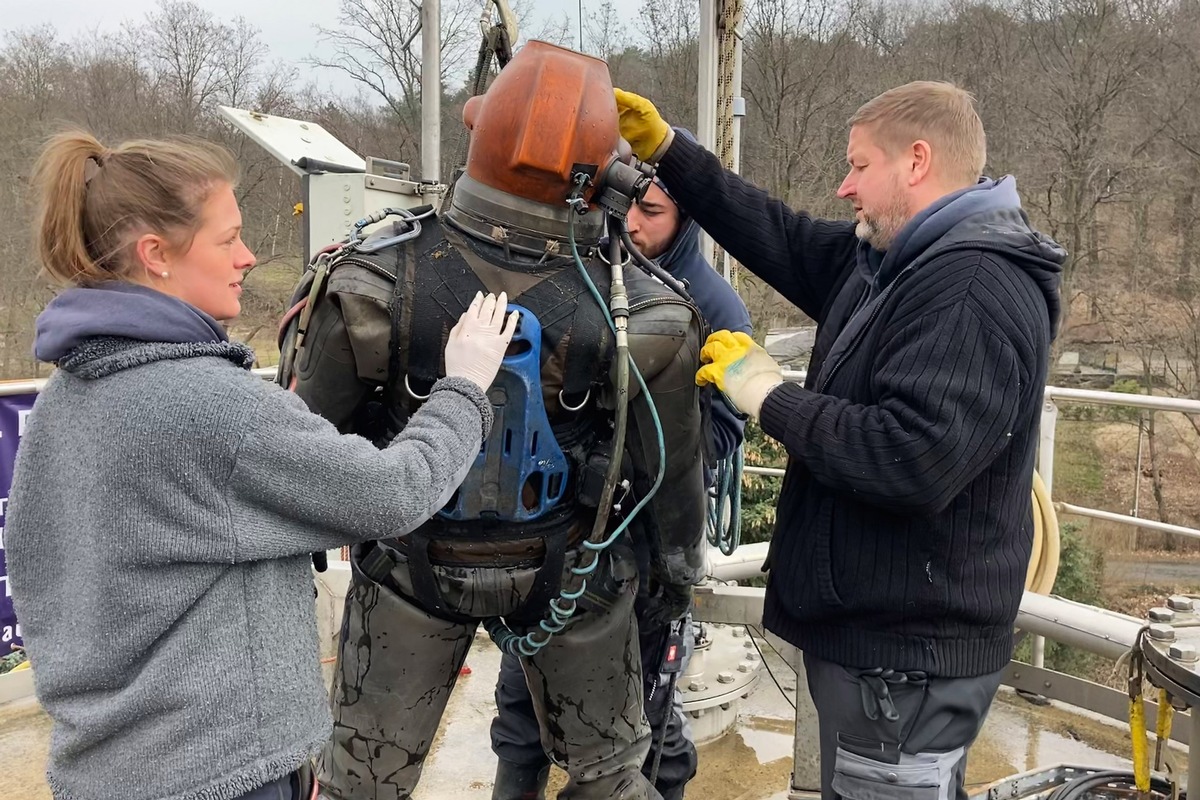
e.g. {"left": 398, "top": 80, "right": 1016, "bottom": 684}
{"left": 482, "top": 0, "right": 518, "bottom": 45}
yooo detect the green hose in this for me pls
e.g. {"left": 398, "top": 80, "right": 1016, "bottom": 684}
{"left": 707, "top": 446, "right": 743, "bottom": 556}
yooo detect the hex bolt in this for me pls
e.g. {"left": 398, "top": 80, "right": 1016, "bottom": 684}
{"left": 732, "top": 627, "right": 746, "bottom": 638}
{"left": 1149, "top": 607, "right": 1176, "bottom": 623}
{"left": 744, "top": 641, "right": 755, "bottom": 649}
{"left": 689, "top": 681, "right": 707, "bottom": 692}
{"left": 1167, "top": 595, "right": 1196, "bottom": 612}
{"left": 737, "top": 662, "right": 753, "bottom": 673}
{"left": 718, "top": 671, "right": 735, "bottom": 684}
{"left": 720, "top": 702, "right": 731, "bottom": 710}
{"left": 746, "top": 651, "right": 760, "bottom": 662}
{"left": 1168, "top": 643, "right": 1198, "bottom": 663}
{"left": 1148, "top": 623, "right": 1177, "bottom": 642}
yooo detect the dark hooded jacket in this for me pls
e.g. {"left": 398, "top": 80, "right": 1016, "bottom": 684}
{"left": 658, "top": 134, "right": 1064, "bottom": 677}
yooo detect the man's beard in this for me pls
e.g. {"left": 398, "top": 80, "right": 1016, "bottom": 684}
{"left": 632, "top": 236, "right": 663, "bottom": 259}
{"left": 855, "top": 188, "right": 910, "bottom": 251}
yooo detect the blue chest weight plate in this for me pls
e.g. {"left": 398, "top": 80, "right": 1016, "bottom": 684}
{"left": 438, "top": 305, "right": 572, "bottom": 522}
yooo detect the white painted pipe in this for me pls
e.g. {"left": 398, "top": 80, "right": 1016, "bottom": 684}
{"left": 420, "top": 0, "right": 441, "bottom": 182}
{"left": 1015, "top": 591, "right": 1144, "bottom": 661}
{"left": 707, "top": 542, "right": 770, "bottom": 582}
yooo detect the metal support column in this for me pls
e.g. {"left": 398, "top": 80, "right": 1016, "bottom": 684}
{"left": 421, "top": 0, "right": 441, "bottom": 182}
{"left": 1033, "top": 399, "right": 1059, "bottom": 669}
{"left": 697, "top": 0, "right": 718, "bottom": 151}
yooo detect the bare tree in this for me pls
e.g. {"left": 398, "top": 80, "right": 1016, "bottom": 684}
{"left": 135, "top": 1, "right": 229, "bottom": 129}
{"left": 636, "top": 0, "right": 701, "bottom": 130}
{"left": 741, "top": 0, "right": 862, "bottom": 212}
{"left": 0, "top": 27, "right": 70, "bottom": 123}
{"left": 1018, "top": 0, "right": 1179, "bottom": 333}
{"left": 583, "top": 1, "right": 633, "bottom": 82}
{"left": 311, "top": 0, "right": 482, "bottom": 172}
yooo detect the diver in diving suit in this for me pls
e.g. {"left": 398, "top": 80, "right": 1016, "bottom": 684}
{"left": 278, "top": 41, "right": 709, "bottom": 800}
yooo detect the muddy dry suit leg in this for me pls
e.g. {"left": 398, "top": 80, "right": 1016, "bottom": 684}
{"left": 318, "top": 551, "right": 477, "bottom": 800}
{"left": 518, "top": 544, "right": 661, "bottom": 800}
{"left": 321, "top": 543, "right": 658, "bottom": 800}
{"left": 490, "top": 603, "right": 695, "bottom": 800}
{"left": 803, "top": 653, "right": 1005, "bottom": 800}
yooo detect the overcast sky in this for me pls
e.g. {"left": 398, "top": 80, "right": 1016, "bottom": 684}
{"left": 6, "top": 0, "right": 647, "bottom": 95}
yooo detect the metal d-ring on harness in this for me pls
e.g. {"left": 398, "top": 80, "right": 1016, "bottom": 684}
{"left": 485, "top": 172, "right": 670, "bottom": 658}
{"left": 558, "top": 388, "right": 589, "bottom": 412}
{"left": 404, "top": 375, "right": 432, "bottom": 401}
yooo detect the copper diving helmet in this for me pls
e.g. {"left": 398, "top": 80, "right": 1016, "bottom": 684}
{"left": 443, "top": 40, "right": 635, "bottom": 256}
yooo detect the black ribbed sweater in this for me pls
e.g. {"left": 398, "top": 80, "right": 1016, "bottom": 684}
{"left": 658, "top": 134, "right": 1063, "bottom": 677}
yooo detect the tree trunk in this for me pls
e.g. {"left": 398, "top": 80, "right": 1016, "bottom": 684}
{"left": 1176, "top": 166, "right": 1198, "bottom": 298}
{"left": 1145, "top": 408, "right": 1173, "bottom": 548}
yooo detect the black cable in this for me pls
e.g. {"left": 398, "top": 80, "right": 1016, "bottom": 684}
{"left": 617, "top": 227, "right": 693, "bottom": 302}
{"left": 748, "top": 625, "right": 797, "bottom": 674}
{"left": 648, "top": 669, "right": 679, "bottom": 787}
{"left": 1044, "top": 769, "right": 1176, "bottom": 799}
{"left": 746, "top": 625, "right": 797, "bottom": 711}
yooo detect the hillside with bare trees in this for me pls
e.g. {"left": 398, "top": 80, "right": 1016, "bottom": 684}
{"left": 5, "top": 0, "right": 1200, "bottom": 555}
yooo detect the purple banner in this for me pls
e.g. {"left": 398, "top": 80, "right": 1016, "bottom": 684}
{"left": 0, "top": 392, "right": 36, "bottom": 653}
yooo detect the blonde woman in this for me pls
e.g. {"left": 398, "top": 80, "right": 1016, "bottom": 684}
{"left": 5, "top": 131, "right": 515, "bottom": 800}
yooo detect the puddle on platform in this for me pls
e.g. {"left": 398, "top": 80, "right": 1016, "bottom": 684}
{"left": 967, "top": 688, "right": 1140, "bottom": 787}
{"left": 736, "top": 716, "right": 795, "bottom": 765}
{"left": 689, "top": 716, "right": 795, "bottom": 800}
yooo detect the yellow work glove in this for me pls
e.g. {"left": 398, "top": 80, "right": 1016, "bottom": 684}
{"left": 696, "top": 331, "right": 784, "bottom": 420}
{"left": 614, "top": 88, "right": 674, "bottom": 163}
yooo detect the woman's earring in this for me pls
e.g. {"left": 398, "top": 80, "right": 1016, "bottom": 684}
{"left": 161, "top": 272, "right": 169, "bottom": 279}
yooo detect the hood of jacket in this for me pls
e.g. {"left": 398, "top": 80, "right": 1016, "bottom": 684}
{"left": 857, "top": 176, "right": 1064, "bottom": 335}
{"left": 34, "top": 282, "right": 253, "bottom": 379}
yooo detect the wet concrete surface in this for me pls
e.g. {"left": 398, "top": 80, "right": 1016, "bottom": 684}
{"left": 1106, "top": 557, "right": 1200, "bottom": 587}
{"left": 0, "top": 698, "right": 51, "bottom": 800}
{"left": 0, "top": 630, "right": 1184, "bottom": 799}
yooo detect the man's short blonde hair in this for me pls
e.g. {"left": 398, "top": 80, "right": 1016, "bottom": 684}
{"left": 849, "top": 81, "right": 986, "bottom": 187}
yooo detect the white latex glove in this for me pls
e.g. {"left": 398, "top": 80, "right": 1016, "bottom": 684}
{"left": 444, "top": 291, "right": 519, "bottom": 392}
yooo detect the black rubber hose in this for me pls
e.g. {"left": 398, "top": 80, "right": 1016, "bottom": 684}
{"left": 618, "top": 227, "right": 693, "bottom": 303}
{"left": 1045, "top": 769, "right": 1177, "bottom": 799}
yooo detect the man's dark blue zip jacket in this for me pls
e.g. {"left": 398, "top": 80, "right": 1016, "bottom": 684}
{"left": 657, "top": 133, "right": 1064, "bottom": 677}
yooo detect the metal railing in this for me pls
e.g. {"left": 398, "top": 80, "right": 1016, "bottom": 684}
{"left": 743, "top": 370, "right": 1200, "bottom": 542}
{"left": 5, "top": 366, "right": 1198, "bottom": 796}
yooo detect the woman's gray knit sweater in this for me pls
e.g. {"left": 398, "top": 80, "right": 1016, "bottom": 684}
{"left": 5, "top": 336, "right": 491, "bottom": 800}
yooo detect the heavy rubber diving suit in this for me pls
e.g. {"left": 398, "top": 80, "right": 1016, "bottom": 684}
{"left": 278, "top": 41, "right": 709, "bottom": 800}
